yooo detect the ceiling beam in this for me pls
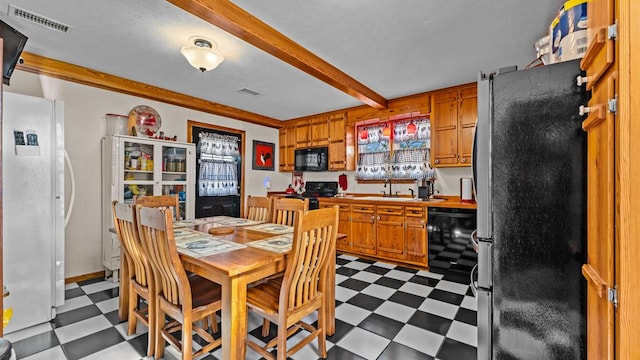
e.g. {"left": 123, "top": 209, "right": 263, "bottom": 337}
{"left": 16, "top": 52, "right": 283, "bottom": 128}
{"left": 167, "top": 0, "right": 388, "bottom": 110}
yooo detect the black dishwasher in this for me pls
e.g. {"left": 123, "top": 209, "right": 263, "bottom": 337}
{"left": 427, "top": 207, "right": 477, "bottom": 274}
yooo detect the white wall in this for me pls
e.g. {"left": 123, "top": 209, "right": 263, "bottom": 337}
{"left": 5, "top": 70, "right": 289, "bottom": 278}
{"left": 295, "top": 166, "right": 472, "bottom": 196}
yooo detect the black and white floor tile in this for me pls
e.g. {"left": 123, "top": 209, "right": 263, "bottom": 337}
{"left": 4, "top": 254, "right": 477, "bottom": 360}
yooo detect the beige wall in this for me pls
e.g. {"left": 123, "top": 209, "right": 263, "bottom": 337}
{"left": 5, "top": 70, "right": 289, "bottom": 278}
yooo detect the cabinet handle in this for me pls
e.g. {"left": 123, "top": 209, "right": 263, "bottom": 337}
{"left": 420, "top": 219, "right": 425, "bottom": 225}
{"left": 377, "top": 216, "right": 381, "bottom": 220}
{"left": 370, "top": 215, "right": 375, "bottom": 223}
{"left": 461, "top": 157, "right": 466, "bottom": 163}
{"left": 434, "top": 159, "right": 440, "bottom": 164}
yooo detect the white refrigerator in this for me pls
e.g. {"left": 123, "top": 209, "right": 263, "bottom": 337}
{"left": 2, "top": 92, "right": 65, "bottom": 333}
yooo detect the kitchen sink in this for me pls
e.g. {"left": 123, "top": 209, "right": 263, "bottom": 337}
{"left": 351, "top": 196, "right": 445, "bottom": 203}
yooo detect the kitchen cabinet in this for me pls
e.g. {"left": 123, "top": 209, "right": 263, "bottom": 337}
{"left": 295, "top": 119, "right": 311, "bottom": 148}
{"left": 405, "top": 206, "right": 428, "bottom": 266}
{"left": 349, "top": 204, "right": 377, "bottom": 255}
{"left": 310, "top": 116, "right": 330, "bottom": 147}
{"left": 101, "top": 134, "right": 195, "bottom": 276}
{"left": 579, "top": 0, "right": 616, "bottom": 357}
{"left": 319, "top": 202, "right": 351, "bottom": 251}
{"left": 376, "top": 205, "right": 405, "bottom": 261}
{"left": 431, "top": 83, "right": 477, "bottom": 167}
{"left": 279, "top": 122, "right": 296, "bottom": 172}
{"left": 328, "top": 113, "right": 348, "bottom": 171}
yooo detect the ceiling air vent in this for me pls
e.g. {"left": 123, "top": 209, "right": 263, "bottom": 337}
{"left": 238, "top": 88, "right": 262, "bottom": 96}
{"left": 8, "top": 5, "right": 72, "bottom": 33}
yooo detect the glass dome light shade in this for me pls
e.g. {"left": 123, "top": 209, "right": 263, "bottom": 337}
{"left": 181, "top": 38, "right": 224, "bottom": 72}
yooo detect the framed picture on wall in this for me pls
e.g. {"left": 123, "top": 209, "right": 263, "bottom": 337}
{"left": 252, "top": 140, "right": 275, "bottom": 171}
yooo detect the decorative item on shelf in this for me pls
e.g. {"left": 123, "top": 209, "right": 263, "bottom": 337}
{"left": 128, "top": 105, "right": 161, "bottom": 138}
{"left": 359, "top": 128, "right": 368, "bottom": 141}
{"left": 181, "top": 36, "right": 224, "bottom": 72}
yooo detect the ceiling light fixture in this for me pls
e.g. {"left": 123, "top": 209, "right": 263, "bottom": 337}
{"left": 180, "top": 37, "right": 224, "bottom": 72}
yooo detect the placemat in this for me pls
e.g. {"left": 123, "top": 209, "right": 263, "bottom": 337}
{"left": 247, "top": 233, "right": 293, "bottom": 253}
{"left": 205, "top": 216, "right": 265, "bottom": 227}
{"left": 176, "top": 235, "right": 245, "bottom": 258}
{"left": 245, "top": 223, "right": 294, "bottom": 234}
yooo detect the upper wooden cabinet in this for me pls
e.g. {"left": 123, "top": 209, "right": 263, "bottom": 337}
{"left": 295, "top": 119, "right": 311, "bottom": 148}
{"left": 310, "top": 117, "right": 330, "bottom": 147}
{"left": 278, "top": 122, "right": 296, "bottom": 172}
{"left": 431, "top": 83, "right": 477, "bottom": 167}
{"left": 328, "top": 113, "right": 349, "bottom": 171}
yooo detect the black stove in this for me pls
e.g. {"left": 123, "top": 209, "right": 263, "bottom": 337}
{"left": 287, "top": 181, "right": 338, "bottom": 210}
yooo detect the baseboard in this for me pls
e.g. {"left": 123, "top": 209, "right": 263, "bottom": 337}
{"left": 65, "top": 271, "right": 106, "bottom": 284}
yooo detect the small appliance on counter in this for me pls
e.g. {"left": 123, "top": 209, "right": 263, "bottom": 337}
{"left": 460, "top": 177, "right": 474, "bottom": 202}
{"left": 418, "top": 177, "right": 435, "bottom": 200}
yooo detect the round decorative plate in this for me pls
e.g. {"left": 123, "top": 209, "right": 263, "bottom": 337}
{"left": 128, "top": 105, "right": 161, "bottom": 135}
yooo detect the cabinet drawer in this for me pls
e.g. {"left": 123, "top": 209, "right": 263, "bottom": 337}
{"left": 405, "top": 206, "right": 426, "bottom": 217}
{"left": 351, "top": 204, "right": 375, "bottom": 213}
{"left": 377, "top": 205, "right": 404, "bottom": 216}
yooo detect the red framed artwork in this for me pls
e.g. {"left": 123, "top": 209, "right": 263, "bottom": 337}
{"left": 252, "top": 140, "right": 275, "bottom": 170}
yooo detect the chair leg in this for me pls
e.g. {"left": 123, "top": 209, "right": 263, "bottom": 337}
{"left": 182, "top": 319, "right": 193, "bottom": 360}
{"left": 277, "top": 321, "right": 288, "bottom": 360}
{"left": 155, "top": 306, "right": 166, "bottom": 360}
{"left": 210, "top": 313, "right": 218, "bottom": 333}
{"left": 127, "top": 286, "right": 137, "bottom": 335}
{"left": 146, "top": 295, "right": 155, "bottom": 357}
{"left": 317, "top": 305, "right": 327, "bottom": 358}
{"left": 262, "top": 318, "right": 271, "bottom": 337}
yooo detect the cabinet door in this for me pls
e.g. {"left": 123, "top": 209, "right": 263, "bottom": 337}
{"left": 581, "top": 67, "right": 615, "bottom": 360}
{"left": 376, "top": 206, "right": 405, "bottom": 261}
{"left": 158, "top": 143, "right": 194, "bottom": 220}
{"left": 120, "top": 138, "right": 155, "bottom": 203}
{"left": 405, "top": 207, "right": 427, "bottom": 266}
{"left": 458, "top": 86, "right": 477, "bottom": 166}
{"left": 279, "top": 127, "right": 288, "bottom": 172}
{"left": 350, "top": 204, "right": 376, "bottom": 255}
{"left": 320, "top": 202, "right": 351, "bottom": 251}
{"left": 431, "top": 89, "right": 459, "bottom": 166}
{"left": 328, "top": 114, "right": 347, "bottom": 170}
{"left": 295, "top": 120, "right": 311, "bottom": 148}
{"left": 311, "top": 116, "right": 330, "bottom": 146}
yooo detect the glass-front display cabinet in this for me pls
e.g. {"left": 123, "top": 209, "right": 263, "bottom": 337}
{"left": 101, "top": 134, "right": 195, "bottom": 279}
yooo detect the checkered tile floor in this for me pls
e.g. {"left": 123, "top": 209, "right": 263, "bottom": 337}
{"left": 4, "top": 254, "right": 478, "bottom": 360}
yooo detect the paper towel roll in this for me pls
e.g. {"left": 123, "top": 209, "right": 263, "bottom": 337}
{"left": 461, "top": 178, "right": 474, "bottom": 202}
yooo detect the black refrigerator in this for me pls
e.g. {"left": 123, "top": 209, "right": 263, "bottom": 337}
{"left": 473, "top": 59, "right": 586, "bottom": 360}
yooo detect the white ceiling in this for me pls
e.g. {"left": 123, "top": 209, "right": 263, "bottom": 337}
{"left": 0, "top": 0, "right": 560, "bottom": 120}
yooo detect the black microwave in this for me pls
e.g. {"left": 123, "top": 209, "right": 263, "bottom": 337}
{"left": 294, "top": 147, "right": 328, "bottom": 172}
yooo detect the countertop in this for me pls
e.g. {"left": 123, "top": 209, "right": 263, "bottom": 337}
{"left": 318, "top": 195, "right": 477, "bottom": 209}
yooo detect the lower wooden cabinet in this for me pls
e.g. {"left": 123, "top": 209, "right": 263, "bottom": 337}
{"left": 350, "top": 204, "right": 377, "bottom": 255}
{"left": 376, "top": 205, "right": 405, "bottom": 261}
{"left": 320, "top": 200, "right": 428, "bottom": 267}
{"left": 405, "top": 206, "right": 428, "bottom": 266}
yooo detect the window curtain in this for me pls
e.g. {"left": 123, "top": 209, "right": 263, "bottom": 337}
{"left": 197, "top": 133, "right": 240, "bottom": 196}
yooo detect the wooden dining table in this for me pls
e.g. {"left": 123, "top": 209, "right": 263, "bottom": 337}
{"left": 117, "top": 218, "right": 338, "bottom": 360}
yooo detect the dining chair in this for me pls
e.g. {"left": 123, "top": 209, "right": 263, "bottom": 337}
{"left": 246, "top": 206, "right": 338, "bottom": 360}
{"left": 111, "top": 201, "right": 155, "bottom": 357}
{"left": 245, "top": 195, "right": 272, "bottom": 222}
{"left": 271, "top": 197, "right": 309, "bottom": 226}
{"left": 136, "top": 205, "right": 222, "bottom": 360}
{"left": 134, "top": 194, "right": 180, "bottom": 220}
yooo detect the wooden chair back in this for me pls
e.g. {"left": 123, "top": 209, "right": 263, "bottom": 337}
{"left": 245, "top": 195, "right": 272, "bottom": 222}
{"left": 136, "top": 206, "right": 190, "bottom": 307}
{"left": 112, "top": 201, "right": 149, "bottom": 288}
{"left": 283, "top": 207, "right": 338, "bottom": 313}
{"left": 111, "top": 201, "right": 155, "bottom": 356}
{"left": 272, "top": 197, "right": 309, "bottom": 226}
{"left": 136, "top": 205, "right": 222, "bottom": 359}
{"left": 246, "top": 206, "right": 338, "bottom": 359}
{"left": 135, "top": 194, "right": 180, "bottom": 220}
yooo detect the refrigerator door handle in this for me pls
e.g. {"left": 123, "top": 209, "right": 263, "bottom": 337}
{"left": 477, "top": 240, "right": 493, "bottom": 288}
{"left": 470, "top": 264, "right": 478, "bottom": 298}
{"left": 476, "top": 72, "right": 492, "bottom": 239}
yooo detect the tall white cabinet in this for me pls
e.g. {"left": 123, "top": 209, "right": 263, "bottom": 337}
{"left": 101, "top": 135, "right": 195, "bottom": 279}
